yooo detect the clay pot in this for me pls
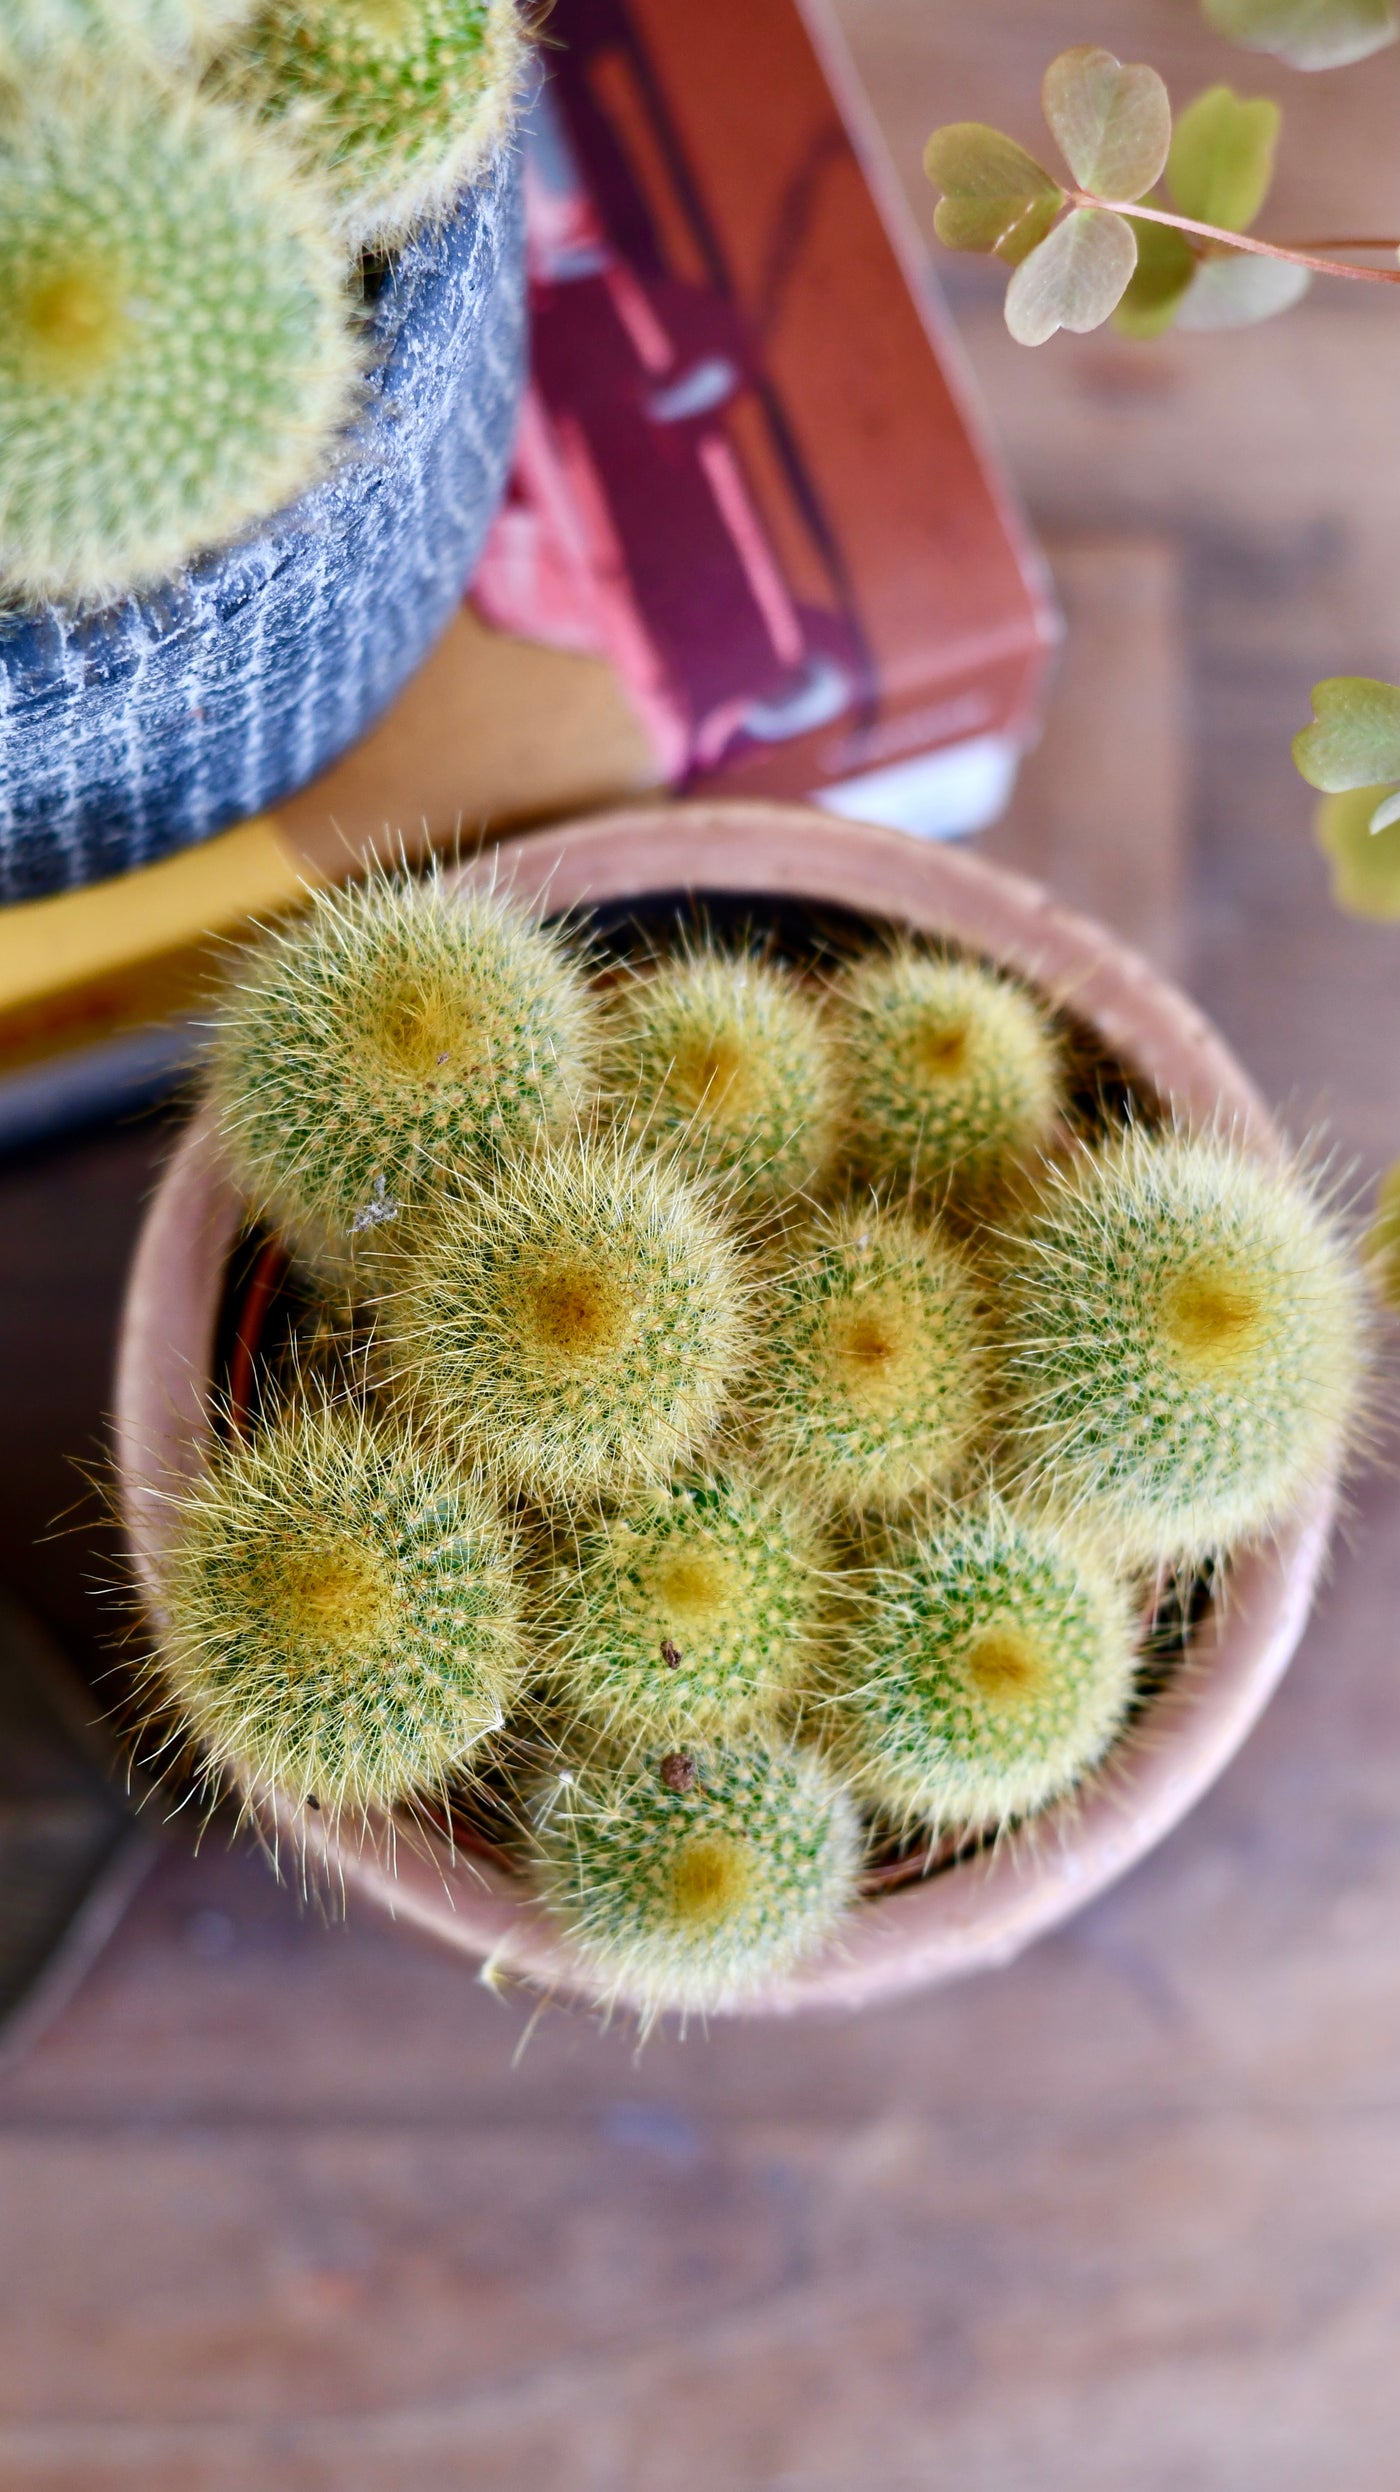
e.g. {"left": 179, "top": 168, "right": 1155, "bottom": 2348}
{"left": 114, "top": 802, "right": 1334, "bottom": 2015}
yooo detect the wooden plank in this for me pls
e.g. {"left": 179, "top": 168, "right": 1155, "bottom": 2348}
{"left": 982, "top": 534, "right": 1188, "bottom": 976}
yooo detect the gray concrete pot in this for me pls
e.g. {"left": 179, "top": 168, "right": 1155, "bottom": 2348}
{"left": 0, "top": 141, "right": 526, "bottom": 903}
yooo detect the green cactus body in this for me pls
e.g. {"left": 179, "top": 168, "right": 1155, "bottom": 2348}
{"left": 528, "top": 1737, "right": 861, "bottom": 2015}
{"left": 155, "top": 1399, "right": 522, "bottom": 1820}
{"left": 606, "top": 949, "right": 840, "bottom": 1208}
{"left": 1001, "top": 1129, "right": 1369, "bottom": 1562}
{"left": 831, "top": 1499, "right": 1137, "bottom": 1831}
{"left": 0, "top": 75, "right": 358, "bottom": 606}
{"left": 547, "top": 1472, "right": 833, "bottom": 1747}
{"left": 387, "top": 1140, "right": 753, "bottom": 1504}
{"left": 833, "top": 946, "right": 1064, "bottom": 1204}
{"left": 750, "top": 1205, "right": 992, "bottom": 1516}
{"left": 233, "top": 0, "right": 525, "bottom": 253}
{"left": 207, "top": 876, "right": 601, "bottom": 1271}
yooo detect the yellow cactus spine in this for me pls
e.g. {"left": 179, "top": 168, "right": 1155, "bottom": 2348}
{"left": 829, "top": 1496, "right": 1138, "bottom": 1832}
{"left": 833, "top": 944, "right": 1065, "bottom": 1205}
{"left": 748, "top": 1202, "right": 993, "bottom": 1516}
{"left": 0, "top": 71, "right": 359, "bottom": 607}
{"left": 527, "top": 1736, "right": 861, "bottom": 2017}
{"left": 544, "top": 1469, "right": 834, "bottom": 1747}
{"left": 149, "top": 1397, "right": 523, "bottom": 1823}
{"left": 605, "top": 944, "right": 841, "bottom": 1209}
{"left": 206, "top": 873, "right": 602, "bottom": 1274}
{"left": 385, "top": 1137, "right": 754, "bottom": 1505}
{"left": 1000, "top": 1127, "right": 1370, "bottom": 1562}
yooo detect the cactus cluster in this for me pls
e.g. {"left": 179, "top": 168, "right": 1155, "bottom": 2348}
{"left": 0, "top": 0, "right": 524, "bottom": 604}
{"left": 141, "top": 876, "right": 1370, "bottom": 2021}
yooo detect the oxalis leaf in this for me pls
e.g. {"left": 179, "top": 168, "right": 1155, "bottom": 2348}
{"left": 1168, "top": 86, "right": 1280, "bottom": 232}
{"left": 1203, "top": 0, "right": 1397, "bottom": 70}
{"left": 1314, "top": 787, "right": 1400, "bottom": 917}
{"left": 1174, "top": 252, "right": 1311, "bottom": 328}
{"left": 1294, "top": 677, "right": 1400, "bottom": 793}
{"left": 1005, "top": 207, "right": 1137, "bottom": 346}
{"left": 1114, "top": 219, "right": 1197, "bottom": 338}
{"left": 1365, "top": 1162, "right": 1400, "bottom": 1313}
{"left": 1042, "top": 46, "right": 1172, "bottom": 200}
{"left": 924, "top": 124, "right": 1064, "bottom": 264}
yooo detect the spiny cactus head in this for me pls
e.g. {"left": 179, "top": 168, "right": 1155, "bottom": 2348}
{"left": 207, "top": 873, "right": 602, "bottom": 1262}
{"left": 749, "top": 1202, "right": 993, "bottom": 1516}
{"left": 386, "top": 1138, "right": 754, "bottom": 1505}
{"left": 544, "top": 1470, "right": 834, "bottom": 1746}
{"left": 1001, "top": 1127, "right": 1371, "bottom": 1563}
{"left": 833, "top": 945, "right": 1065, "bottom": 1206}
{"left": 0, "top": 73, "right": 358, "bottom": 607}
{"left": 605, "top": 947, "right": 841, "bottom": 1209}
{"left": 829, "top": 1497, "right": 1137, "bottom": 1832}
{"left": 527, "top": 1736, "right": 862, "bottom": 2016}
{"left": 230, "top": 0, "right": 526, "bottom": 254}
{"left": 0, "top": 0, "right": 256, "bottom": 70}
{"left": 151, "top": 1397, "right": 523, "bottom": 1823}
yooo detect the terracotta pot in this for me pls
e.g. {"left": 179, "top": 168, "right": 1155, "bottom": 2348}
{"left": 114, "top": 801, "right": 1334, "bottom": 2015}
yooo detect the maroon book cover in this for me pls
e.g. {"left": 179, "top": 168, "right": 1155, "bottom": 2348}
{"left": 474, "top": 0, "right": 1057, "bottom": 831}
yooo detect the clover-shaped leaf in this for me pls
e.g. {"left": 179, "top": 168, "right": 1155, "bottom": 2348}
{"left": 1115, "top": 219, "right": 1198, "bottom": 338}
{"left": 1294, "top": 677, "right": 1400, "bottom": 803}
{"left": 1042, "top": 46, "right": 1172, "bottom": 200}
{"left": 1365, "top": 1162, "right": 1400, "bottom": 1312}
{"left": 1168, "top": 86, "right": 1280, "bottom": 233}
{"left": 923, "top": 124, "right": 1064, "bottom": 264}
{"left": 1203, "top": 0, "right": 1397, "bottom": 70}
{"left": 1005, "top": 207, "right": 1138, "bottom": 345}
{"left": 1314, "top": 787, "right": 1400, "bottom": 916}
{"left": 1174, "top": 252, "right": 1312, "bottom": 327}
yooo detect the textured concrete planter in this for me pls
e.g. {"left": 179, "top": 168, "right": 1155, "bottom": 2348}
{"left": 115, "top": 803, "right": 1337, "bottom": 2017}
{"left": 0, "top": 143, "right": 526, "bottom": 904}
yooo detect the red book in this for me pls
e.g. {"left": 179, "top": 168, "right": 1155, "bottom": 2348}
{"left": 474, "top": 0, "right": 1058, "bottom": 837}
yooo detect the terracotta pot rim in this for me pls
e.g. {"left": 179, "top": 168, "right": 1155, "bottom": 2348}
{"left": 113, "top": 800, "right": 1334, "bottom": 2017}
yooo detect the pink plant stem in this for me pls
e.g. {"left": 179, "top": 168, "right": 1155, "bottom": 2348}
{"left": 1074, "top": 192, "right": 1400, "bottom": 286}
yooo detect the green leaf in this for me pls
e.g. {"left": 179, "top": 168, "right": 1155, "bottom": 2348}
{"left": 1202, "top": 0, "right": 1397, "bottom": 70}
{"left": 1173, "top": 251, "right": 1311, "bottom": 327}
{"left": 1314, "top": 786, "right": 1400, "bottom": 917}
{"left": 1294, "top": 677, "right": 1400, "bottom": 792}
{"left": 1041, "top": 46, "right": 1172, "bottom": 200}
{"left": 1365, "top": 1161, "right": 1400, "bottom": 1312}
{"left": 1168, "top": 86, "right": 1280, "bottom": 232}
{"left": 1004, "top": 207, "right": 1138, "bottom": 345}
{"left": 924, "top": 124, "right": 1064, "bottom": 264}
{"left": 1114, "top": 218, "right": 1197, "bottom": 337}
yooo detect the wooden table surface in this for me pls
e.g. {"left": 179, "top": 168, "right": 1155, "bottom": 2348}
{"left": 4, "top": 5, "right": 1400, "bottom": 2484}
